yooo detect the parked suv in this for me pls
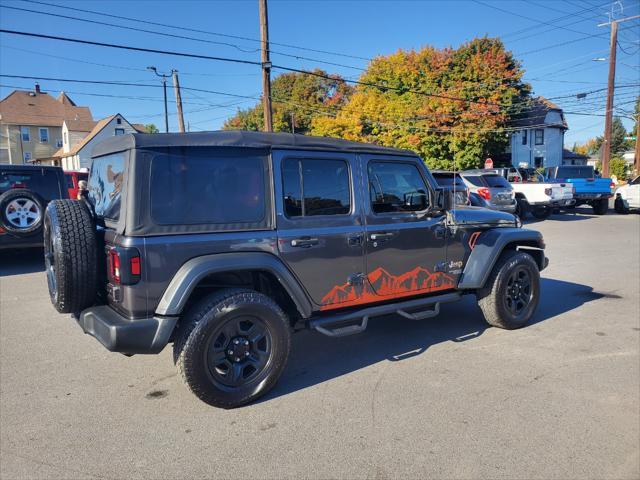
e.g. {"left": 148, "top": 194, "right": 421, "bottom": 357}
{"left": 0, "top": 164, "right": 67, "bottom": 250}
{"left": 460, "top": 170, "right": 517, "bottom": 214}
{"left": 43, "top": 132, "right": 547, "bottom": 408}
{"left": 431, "top": 170, "right": 469, "bottom": 206}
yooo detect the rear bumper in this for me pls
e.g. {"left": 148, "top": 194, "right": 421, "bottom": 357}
{"left": 574, "top": 193, "right": 612, "bottom": 201}
{"left": 76, "top": 306, "right": 178, "bottom": 355}
{"left": 490, "top": 203, "right": 517, "bottom": 213}
{"left": 0, "top": 231, "right": 43, "bottom": 250}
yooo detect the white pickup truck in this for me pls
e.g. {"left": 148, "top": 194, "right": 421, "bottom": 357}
{"left": 483, "top": 168, "right": 574, "bottom": 219}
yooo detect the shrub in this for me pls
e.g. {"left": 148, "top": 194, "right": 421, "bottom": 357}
{"left": 609, "top": 157, "right": 628, "bottom": 181}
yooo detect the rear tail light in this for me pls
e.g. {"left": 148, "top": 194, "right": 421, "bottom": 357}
{"left": 477, "top": 187, "right": 491, "bottom": 200}
{"left": 108, "top": 247, "right": 141, "bottom": 285}
{"left": 544, "top": 188, "right": 552, "bottom": 196}
{"left": 610, "top": 181, "right": 615, "bottom": 190}
{"left": 109, "top": 249, "right": 121, "bottom": 285}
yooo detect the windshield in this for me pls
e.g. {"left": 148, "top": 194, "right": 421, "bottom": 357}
{"left": 556, "top": 166, "right": 594, "bottom": 179}
{"left": 87, "top": 153, "right": 125, "bottom": 221}
{"left": 483, "top": 174, "right": 511, "bottom": 188}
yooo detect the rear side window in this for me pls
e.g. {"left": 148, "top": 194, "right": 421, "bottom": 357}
{"left": 368, "top": 161, "right": 429, "bottom": 213}
{"left": 88, "top": 153, "right": 125, "bottom": 221}
{"left": 150, "top": 151, "right": 266, "bottom": 225}
{"left": 463, "top": 175, "right": 485, "bottom": 187}
{"left": 0, "top": 169, "right": 61, "bottom": 199}
{"left": 483, "top": 174, "right": 511, "bottom": 188}
{"left": 283, "top": 158, "right": 350, "bottom": 217}
{"left": 433, "top": 173, "right": 465, "bottom": 188}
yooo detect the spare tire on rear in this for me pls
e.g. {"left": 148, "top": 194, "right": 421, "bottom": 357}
{"left": 44, "top": 200, "right": 98, "bottom": 313}
{"left": 0, "top": 189, "right": 45, "bottom": 236}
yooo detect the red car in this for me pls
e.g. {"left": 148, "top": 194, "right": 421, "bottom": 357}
{"left": 64, "top": 170, "right": 88, "bottom": 199}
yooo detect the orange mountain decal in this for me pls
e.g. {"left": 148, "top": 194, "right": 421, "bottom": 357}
{"left": 320, "top": 266, "right": 455, "bottom": 311}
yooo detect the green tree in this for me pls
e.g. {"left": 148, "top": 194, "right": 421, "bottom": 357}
{"left": 310, "top": 37, "right": 531, "bottom": 170}
{"left": 223, "top": 69, "right": 354, "bottom": 135}
{"left": 144, "top": 123, "right": 159, "bottom": 134}
{"left": 593, "top": 117, "right": 629, "bottom": 156}
{"left": 610, "top": 157, "right": 628, "bottom": 181}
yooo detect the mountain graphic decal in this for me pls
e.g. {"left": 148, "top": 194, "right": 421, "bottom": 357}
{"left": 320, "top": 266, "right": 455, "bottom": 310}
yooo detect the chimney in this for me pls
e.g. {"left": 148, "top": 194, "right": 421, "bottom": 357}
{"left": 35, "top": 82, "right": 41, "bottom": 94}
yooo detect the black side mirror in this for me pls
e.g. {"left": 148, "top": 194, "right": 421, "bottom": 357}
{"left": 435, "top": 187, "right": 453, "bottom": 211}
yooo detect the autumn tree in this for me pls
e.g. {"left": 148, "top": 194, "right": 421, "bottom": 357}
{"left": 310, "top": 37, "right": 531, "bottom": 170}
{"left": 223, "top": 69, "right": 353, "bottom": 134}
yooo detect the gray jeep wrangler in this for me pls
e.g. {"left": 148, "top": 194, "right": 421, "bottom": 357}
{"left": 44, "top": 131, "right": 548, "bottom": 408}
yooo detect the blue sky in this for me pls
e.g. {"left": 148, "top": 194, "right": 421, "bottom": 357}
{"left": 1, "top": 0, "right": 638, "bottom": 146}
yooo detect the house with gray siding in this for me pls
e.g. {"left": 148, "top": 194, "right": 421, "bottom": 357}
{"left": 509, "top": 97, "right": 568, "bottom": 169}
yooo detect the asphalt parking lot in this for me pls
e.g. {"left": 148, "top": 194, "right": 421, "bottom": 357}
{"left": 1, "top": 208, "right": 639, "bottom": 480}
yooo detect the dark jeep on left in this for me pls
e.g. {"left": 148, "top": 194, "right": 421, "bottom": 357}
{"left": 0, "top": 164, "right": 68, "bottom": 250}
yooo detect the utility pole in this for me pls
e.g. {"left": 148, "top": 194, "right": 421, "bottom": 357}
{"left": 172, "top": 70, "right": 185, "bottom": 133}
{"left": 147, "top": 66, "right": 171, "bottom": 133}
{"left": 598, "top": 14, "right": 640, "bottom": 177}
{"left": 635, "top": 117, "right": 640, "bottom": 175}
{"left": 601, "top": 21, "right": 617, "bottom": 177}
{"left": 259, "top": 0, "right": 273, "bottom": 132}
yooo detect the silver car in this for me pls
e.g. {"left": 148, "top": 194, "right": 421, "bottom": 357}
{"left": 460, "top": 170, "right": 517, "bottom": 213}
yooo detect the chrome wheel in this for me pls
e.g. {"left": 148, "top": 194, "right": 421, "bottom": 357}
{"left": 4, "top": 198, "right": 41, "bottom": 229}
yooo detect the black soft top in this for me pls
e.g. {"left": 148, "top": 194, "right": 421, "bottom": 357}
{"left": 91, "top": 130, "right": 416, "bottom": 158}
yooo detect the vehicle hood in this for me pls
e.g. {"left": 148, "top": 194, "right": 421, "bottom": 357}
{"left": 448, "top": 206, "right": 518, "bottom": 228}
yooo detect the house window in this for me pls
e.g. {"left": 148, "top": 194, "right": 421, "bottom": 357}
{"left": 23, "top": 152, "right": 32, "bottom": 162}
{"left": 39, "top": 128, "right": 49, "bottom": 143}
{"left": 534, "top": 156, "right": 543, "bottom": 168}
{"left": 114, "top": 128, "right": 125, "bottom": 136}
{"left": 56, "top": 139, "right": 63, "bottom": 148}
{"left": 534, "top": 129, "right": 544, "bottom": 145}
{"left": 21, "top": 127, "right": 30, "bottom": 142}
{"left": 116, "top": 117, "right": 122, "bottom": 125}
{"left": 521, "top": 130, "right": 527, "bottom": 145}
{"left": 64, "top": 131, "right": 68, "bottom": 145}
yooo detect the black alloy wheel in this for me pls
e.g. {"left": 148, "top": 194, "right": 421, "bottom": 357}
{"left": 503, "top": 266, "right": 533, "bottom": 317}
{"left": 205, "top": 315, "right": 272, "bottom": 389}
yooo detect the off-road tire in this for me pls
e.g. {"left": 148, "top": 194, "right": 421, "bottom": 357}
{"left": 592, "top": 198, "right": 608, "bottom": 215}
{"left": 477, "top": 250, "right": 540, "bottom": 330}
{"left": 515, "top": 198, "right": 529, "bottom": 220}
{"left": 0, "top": 189, "right": 45, "bottom": 236}
{"left": 531, "top": 206, "right": 551, "bottom": 219}
{"left": 173, "top": 289, "right": 291, "bottom": 409}
{"left": 614, "top": 197, "right": 628, "bottom": 214}
{"left": 44, "top": 200, "right": 97, "bottom": 313}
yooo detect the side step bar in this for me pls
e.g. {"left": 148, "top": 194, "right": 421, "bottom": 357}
{"left": 309, "top": 292, "right": 461, "bottom": 337}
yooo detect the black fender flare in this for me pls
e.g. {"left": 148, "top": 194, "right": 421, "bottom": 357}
{"left": 457, "top": 228, "right": 546, "bottom": 290}
{"left": 155, "top": 252, "right": 313, "bottom": 318}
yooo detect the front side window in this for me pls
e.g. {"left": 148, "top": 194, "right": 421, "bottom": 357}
{"left": 39, "top": 128, "right": 49, "bottom": 143}
{"left": 87, "top": 153, "right": 125, "bottom": 221}
{"left": 150, "top": 150, "right": 266, "bottom": 225}
{"left": 368, "top": 161, "right": 429, "bottom": 214}
{"left": 283, "top": 158, "right": 350, "bottom": 217}
{"left": 21, "top": 127, "right": 30, "bottom": 142}
{"left": 535, "top": 129, "right": 544, "bottom": 145}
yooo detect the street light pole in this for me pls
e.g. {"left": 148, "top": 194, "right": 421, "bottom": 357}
{"left": 147, "top": 66, "right": 171, "bottom": 133}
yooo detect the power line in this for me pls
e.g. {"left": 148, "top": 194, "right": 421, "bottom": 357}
{"left": 22, "top": 0, "right": 372, "bottom": 62}
{"left": 2, "top": 3, "right": 365, "bottom": 72}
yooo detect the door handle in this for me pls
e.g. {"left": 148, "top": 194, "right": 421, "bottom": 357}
{"left": 370, "top": 232, "right": 394, "bottom": 241}
{"left": 348, "top": 234, "right": 363, "bottom": 247}
{"left": 290, "top": 237, "right": 319, "bottom": 248}
{"left": 434, "top": 226, "right": 447, "bottom": 239}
